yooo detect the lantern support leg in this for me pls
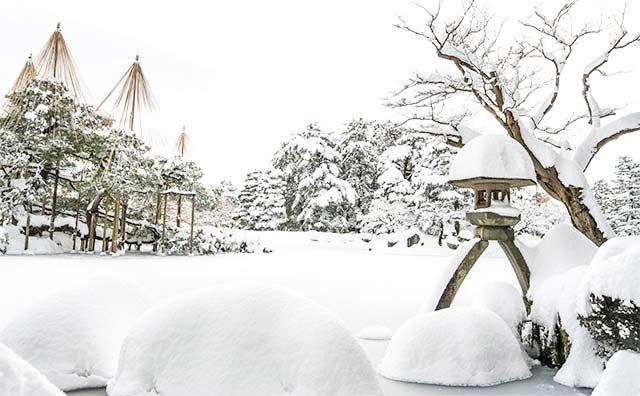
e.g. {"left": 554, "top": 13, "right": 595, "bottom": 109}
{"left": 435, "top": 239, "right": 489, "bottom": 310}
{"left": 498, "top": 240, "right": 531, "bottom": 297}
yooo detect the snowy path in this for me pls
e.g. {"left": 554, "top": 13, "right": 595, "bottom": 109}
{"left": 0, "top": 232, "right": 590, "bottom": 395}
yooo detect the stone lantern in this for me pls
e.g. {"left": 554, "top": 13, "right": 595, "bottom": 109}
{"left": 434, "top": 135, "right": 535, "bottom": 311}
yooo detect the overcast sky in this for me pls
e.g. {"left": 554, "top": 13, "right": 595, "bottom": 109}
{"left": 1, "top": 0, "right": 639, "bottom": 186}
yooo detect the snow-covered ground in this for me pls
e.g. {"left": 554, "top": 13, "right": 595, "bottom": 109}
{"left": 0, "top": 231, "right": 590, "bottom": 395}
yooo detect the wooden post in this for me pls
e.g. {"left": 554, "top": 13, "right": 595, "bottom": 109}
{"left": 72, "top": 209, "right": 80, "bottom": 251}
{"left": 102, "top": 196, "right": 111, "bottom": 252}
{"left": 24, "top": 212, "right": 31, "bottom": 251}
{"left": 111, "top": 193, "right": 120, "bottom": 253}
{"left": 189, "top": 194, "right": 195, "bottom": 254}
{"left": 161, "top": 193, "right": 168, "bottom": 254}
{"left": 49, "top": 162, "right": 60, "bottom": 240}
{"left": 120, "top": 201, "right": 127, "bottom": 244}
{"left": 88, "top": 212, "right": 96, "bottom": 252}
{"left": 177, "top": 195, "right": 182, "bottom": 227}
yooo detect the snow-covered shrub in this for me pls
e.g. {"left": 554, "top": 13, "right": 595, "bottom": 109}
{"left": 0, "top": 343, "right": 64, "bottom": 396}
{"left": 378, "top": 307, "right": 532, "bottom": 386}
{"left": 0, "top": 226, "right": 8, "bottom": 255}
{"left": 518, "top": 223, "right": 597, "bottom": 367}
{"left": 474, "top": 282, "right": 526, "bottom": 337}
{"left": 577, "top": 237, "right": 640, "bottom": 359}
{"left": 0, "top": 276, "right": 155, "bottom": 391}
{"left": 163, "top": 227, "right": 267, "bottom": 255}
{"left": 591, "top": 350, "right": 640, "bottom": 396}
{"left": 107, "top": 282, "right": 384, "bottom": 396}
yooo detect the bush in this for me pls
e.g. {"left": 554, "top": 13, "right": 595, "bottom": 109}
{"left": 163, "top": 227, "right": 269, "bottom": 256}
{"left": 0, "top": 226, "right": 7, "bottom": 255}
{"left": 578, "top": 294, "right": 640, "bottom": 360}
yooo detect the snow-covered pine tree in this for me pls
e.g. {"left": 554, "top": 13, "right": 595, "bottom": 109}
{"left": 337, "top": 119, "right": 382, "bottom": 216}
{"left": 233, "top": 170, "right": 264, "bottom": 229}
{"left": 592, "top": 179, "right": 615, "bottom": 229}
{"left": 273, "top": 123, "right": 356, "bottom": 231}
{"left": 254, "top": 169, "right": 287, "bottom": 231}
{"left": 295, "top": 161, "right": 357, "bottom": 232}
{"left": 609, "top": 156, "right": 640, "bottom": 236}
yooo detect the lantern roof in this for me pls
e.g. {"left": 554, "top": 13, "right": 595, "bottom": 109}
{"left": 448, "top": 134, "right": 536, "bottom": 188}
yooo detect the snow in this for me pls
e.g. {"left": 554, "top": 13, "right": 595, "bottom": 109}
{"left": 449, "top": 134, "right": 536, "bottom": 183}
{"left": 553, "top": 326, "right": 603, "bottom": 389}
{"left": 0, "top": 232, "right": 592, "bottom": 396}
{"left": 473, "top": 205, "right": 521, "bottom": 218}
{"left": 357, "top": 325, "right": 393, "bottom": 341}
{"left": 378, "top": 307, "right": 532, "bottom": 386}
{"left": 0, "top": 276, "right": 155, "bottom": 391}
{"left": 107, "top": 282, "right": 384, "bottom": 396}
{"left": 0, "top": 343, "right": 65, "bottom": 396}
{"left": 517, "top": 223, "right": 597, "bottom": 291}
{"left": 592, "top": 350, "right": 640, "bottom": 396}
{"left": 578, "top": 236, "right": 640, "bottom": 309}
{"left": 473, "top": 282, "right": 525, "bottom": 336}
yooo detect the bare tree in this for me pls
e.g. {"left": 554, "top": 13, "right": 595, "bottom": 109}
{"left": 392, "top": 0, "right": 640, "bottom": 245}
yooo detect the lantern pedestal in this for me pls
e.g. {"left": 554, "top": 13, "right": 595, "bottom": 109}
{"left": 434, "top": 208, "right": 530, "bottom": 311}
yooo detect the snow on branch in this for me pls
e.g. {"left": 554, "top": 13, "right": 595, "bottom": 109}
{"left": 573, "top": 113, "right": 640, "bottom": 170}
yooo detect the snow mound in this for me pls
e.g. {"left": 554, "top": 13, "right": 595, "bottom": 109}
{"left": 378, "top": 307, "right": 532, "bottom": 386}
{"left": 448, "top": 134, "right": 535, "bottom": 183}
{"left": 554, "top": 326, "right": 603, "bottom": 388}
{"left": 0, "top": 276, "right": 155, "bottom": 391}
{"left": 474, "top": 282, "right": 525, "bottom": 336}
{"left": 0, "top": 343, "right": 64, "bottom": 396}
{"left": 592, "top": 350, "right": 640, "bottom": 396}
{"left": 357, "top": 325, "right": 393, "bottom": 340}
{"left": 579, "top": 236, "right": 640, "bottom": 308}
{"left": 107, "top": 282, "right": 384, "bottom": 396}
{"left": 519, "top": 223, "right": 597, "bottom": 291}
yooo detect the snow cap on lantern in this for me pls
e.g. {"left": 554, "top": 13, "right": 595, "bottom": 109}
{"left": 448, "top": 134, "right": 535, "bottom": 210}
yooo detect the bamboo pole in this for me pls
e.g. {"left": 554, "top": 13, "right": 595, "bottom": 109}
{"left": 102, "top": 197, "right": 111, "bottom": 252}
{"left": 24, "top": 212, "right": 31, "bottom": 251}
{"left": 189, "top": 194, "right": 195, "bottom": 254}
{"left": 161, "top": 193, "right": 168, "bottom": 254}
{"left": 111, "top": 193, "right": 120, "bottom": 253}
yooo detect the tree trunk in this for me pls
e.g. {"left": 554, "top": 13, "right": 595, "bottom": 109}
{"left": 177, "top": 195, "right": 182, "bottom": 227}
{"left": 506, "top": 112, "right": 608, "bottom": 246}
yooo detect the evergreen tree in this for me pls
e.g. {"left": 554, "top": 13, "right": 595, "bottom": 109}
{"left": 233, "top": 170, "right": 264, "bottom": 229}
{"left": 607, "top": 156, "right": 640, "bottom": 236}
{"left": 337, "top": 119, "right": 381, "bottom": 215}
{"left": 254, "top": 169, "right": 287, "bottom": 231}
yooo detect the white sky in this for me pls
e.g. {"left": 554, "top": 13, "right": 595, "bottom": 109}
{"left": 1, "top": 0, "right": 639, "bottom": 186}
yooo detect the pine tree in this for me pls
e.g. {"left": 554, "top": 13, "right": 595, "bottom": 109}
{"left": 233, "top": 170, "right": 264, "bottom": 229}
{"left": 337, "top": 119, "right": 381, "bottom": 215}
{"left": 609, "top": 156, "right": 640, "bottom": 236}
{"left": 295, "top": 162, "right": 357, "bottom": 232}
{"left": 254, "top": 169, "right": 287, "bottom": 231}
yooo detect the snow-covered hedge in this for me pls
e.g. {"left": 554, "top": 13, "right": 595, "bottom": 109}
{"left": 379, "top": 307, "right": 532, "bottom": 386}
{"left": 107, "top": 282, "right": 384, "bottom": 396}
{"left": 577, "top": 237, "right": 640, "bottom": 359}
{"left": 163, "top": 227, "right": 269, "bottom": 255}
{"left": 0, "top": 343, "right": 64, "bottom": 396}
{"left": 592, "top": 350, "right": 640, "bottom": 396}
{"left": 0, "top": 276, "right": 155, "bottom": 391}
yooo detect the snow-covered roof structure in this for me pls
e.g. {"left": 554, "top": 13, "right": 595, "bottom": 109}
{"left": 449, "top": 135, "right": 536, "bottom": 188}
